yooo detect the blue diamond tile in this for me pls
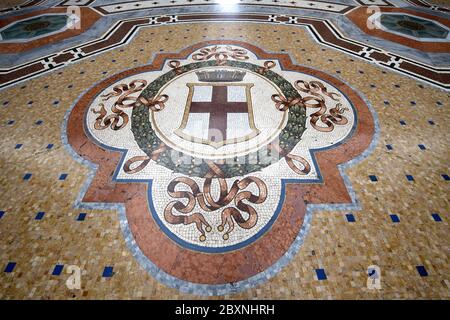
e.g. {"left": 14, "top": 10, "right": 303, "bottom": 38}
{"left": 35, "top": 120, "right": 43, "bottom": 125}
{"left": 7, "top": 120, "right": 15, "bottom": 125}
{"left": 15, "top": 144, "right": 23, "bottom": 149}
{"left": 436, "top": 101, "right": 442, "bottom": 106}
{"left": 28, "top": 101, "right": 33, "bottom": 105}
{"left": 390, "top": 214, "right": 400, "bottom": 223}
{"left": 431, "top": 213, "right": 442, "bottom": 222}
{"left": 384, "top": 100, "right": 390, "bottom": 105}
{"left": 52, "top": 264, "right": 64, "bottom": 276}
{"left": 346, "top": 214, "right": 355, "bottom": 222}
{"left": 369, "top": 175, "right": 378, "bottom": 182}
{"left": 418, "top": 144, "right": 426, "bottom": 150}
{"left": 399, "top": 120, "right": 406, "bottom": 126}
{"left": 46, "top": 144, "right": 54, "bottom": 150}
{"left": 0, "top": 210, "right": 4, "bottom": 219}
{"left": 386, "top": 144, "right": 393, "bottom": 150}
{"left": 315, "top": 269, "right": 327, "bottom": 280}
{"left": 102, "top": 266, "right": 114, "bottom": 277}
{"left": 35, "top": 211, "right": 45, "bottom": 220}
{"left": 59, "top": 173, "right": 68, "bottom": 181}
{"left": 416, "top": 265, "right": 428, "bottom": 277}
{"left": 441, "top": 174, "right": 449, "bottom": 181}
{"left": 23, "top": 173, "right": 32, "bottom": 181}
{"left": 410, "top": 101, "right": 416, "bottom": 105}
{"left": 3, "top": 101, "right": 9, "bottom": 106}
{"left": 4, "top": 262, "right": 16, "bottom": 273}
{"left": 53, "top": 100, "right": 59, "bottom": 105}
{"left": 406, "top": 175, "right": 414, "bottom": 181}
{"left": 428, "top": 120, "right": 435, "bottom": 125}
{"left": 77, "top": 213, "right": 86, "bottom": 221}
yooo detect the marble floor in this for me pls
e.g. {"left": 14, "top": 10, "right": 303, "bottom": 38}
{"left": 0, "top": 0, "right": 448, "bottom": 300}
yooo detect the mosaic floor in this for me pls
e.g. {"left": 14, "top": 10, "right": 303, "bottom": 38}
{"left": 0, "top": 0, "right": 449, "bottom": 300}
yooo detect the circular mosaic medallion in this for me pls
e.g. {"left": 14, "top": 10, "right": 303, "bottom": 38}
{"left": 131, "top": 60, "right": 307, "bottom": 178}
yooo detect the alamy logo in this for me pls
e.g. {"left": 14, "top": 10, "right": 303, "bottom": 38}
{"left": 367, "top": 265, "right": 381, "bottom": 290}
{"left": 366, "top": 6, "right": 381, "bottom": 30}
{"left": 65, "top": 265, "right": 81, "bottom": 290}
{"left": 66, "top": 6, "right": 81, "bottom": 30}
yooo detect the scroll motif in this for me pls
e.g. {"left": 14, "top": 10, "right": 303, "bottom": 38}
{"left": 123, "top": 143, "right": 167, "bottom": 174}
{"left": 91, "top": 79, "right": 169, "bottom": 174}
{"left": 168, "top": 60, "right": 184, "bottom": 75}
{"left": 92, "top": 103, "right": 128, "bottom": 131}
{"left": 91, "top": 79, "right": 168, "bottom": 131}
{"left": 164, "top": 176, "right": 267, "bottom": 241}
{"left": 272, "top": 80, "right": 349, "bottom": 133}
{"left": 269, "top": 142, "right": 312, "bottom": 176}
{"left": 257, "top": 61, "right": 276, "bottom": 74}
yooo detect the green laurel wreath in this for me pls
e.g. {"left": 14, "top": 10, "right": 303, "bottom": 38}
{"left": 131, "top": 60, "right": 306, "bottom": 178}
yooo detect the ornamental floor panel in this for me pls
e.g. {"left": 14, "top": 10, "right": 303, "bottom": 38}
{"left": 0, "top": 0, "right": 448, "bottom": 300}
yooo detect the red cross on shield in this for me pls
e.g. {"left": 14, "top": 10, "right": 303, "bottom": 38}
{"left": 175, "top": 83, "right": 260, "bottom": 148}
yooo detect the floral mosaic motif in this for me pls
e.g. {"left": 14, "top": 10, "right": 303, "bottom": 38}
{"left": 0, "top": 14, "right": 69, "bottom": 41}
{"left": 380, "top": 14, "right": 449, "bottom": 39}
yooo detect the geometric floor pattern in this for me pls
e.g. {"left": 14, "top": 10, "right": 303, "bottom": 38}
{"left": 0, "top": 0, "right": 448, "bottom": 299}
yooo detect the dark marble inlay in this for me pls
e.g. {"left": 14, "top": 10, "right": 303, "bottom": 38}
{"left": 380, "top": 13, "right": 449, "bottom": 39}
{"left": 397, "top": 20, "right": 425, "bottom": 31}
{"left": 0, "top": 14, "right": 69, "bottom": 41}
